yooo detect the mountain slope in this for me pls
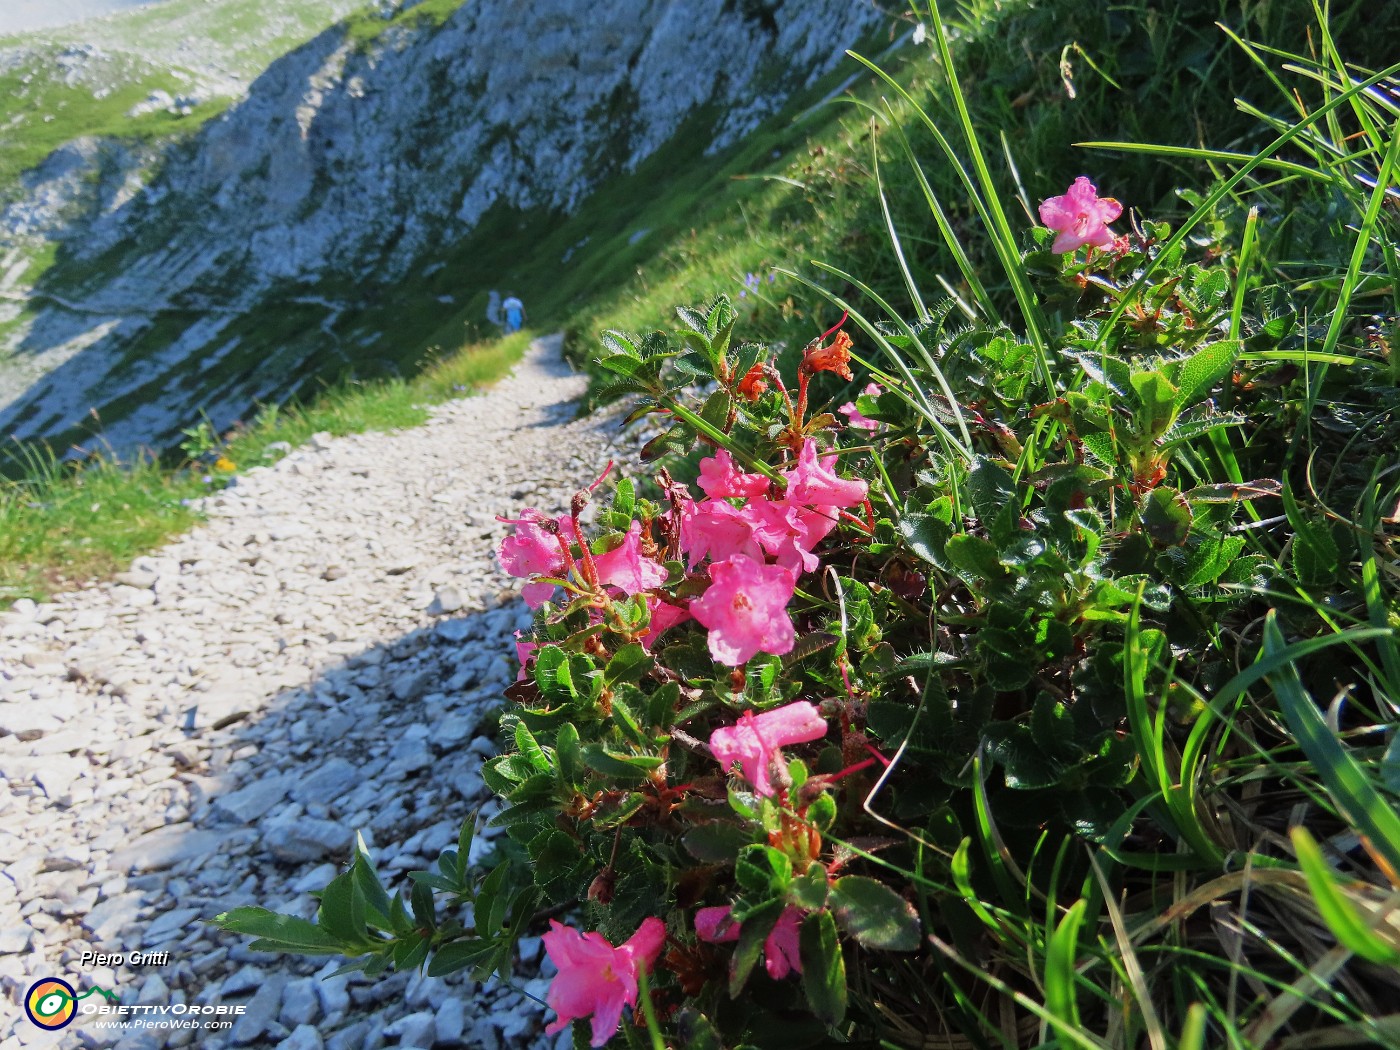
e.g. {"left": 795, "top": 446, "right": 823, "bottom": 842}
{"left": 0, "top": 0, "right": 890, "bottom": 453}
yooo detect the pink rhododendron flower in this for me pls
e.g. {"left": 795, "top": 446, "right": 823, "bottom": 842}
{"left": 763, "top": 906, "right": 804, "bottom": 980}
{"left": 744, "top": 499, "right": 820, "bottom": 574}
{"left": 694, "top": 905, "right": 805, "bottom": 980}
{"left": 1038, "top": 177, "right": 1123, "bottom": 254}
{"left": 498, "top": 509, "right": 576, "bottom": 608}
{"left": 694, "top": 905, "right": 741, "bottom": 943}
{"left": 640, "top": 596, "right": 691, "bottom": 650}
{"left": 497, "top": 509, "right": 563, "bottom": 579}
{"left": 591, "top": 522, "right": 667, "bottom": 595}
{"left": 542, "top": 917, "right": 666, "bottom": 1048}
{"left": 783, "top": 439, "right": 868, "bottom": 511}
{"left": 514, "top": 630, "right": 537, "bottom": 682}
{"left": 691, "top": 555, "right": 797, "bottom": 666}
{"left": 838, "top": 383, "right": 883, "bottom": 431}
{"left": 697, "top": 449, "right": 770, "bottom": 500}
{"left": 708, "top": 700, "right": 827, "bottom": 795}
{"left": 521, "top": 580, "right": 558, "bottom": 608}
{"left": 677, "top": 499, "right": 762, "bottom": 570}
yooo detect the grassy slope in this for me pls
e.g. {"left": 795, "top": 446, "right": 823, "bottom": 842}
{"left": 0, "top": 328, "right": 531, "bottom": 600}
{"left": 0, "top": 0, "right": 362, "bottom": 200}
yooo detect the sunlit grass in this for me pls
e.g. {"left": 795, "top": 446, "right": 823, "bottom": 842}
{"left": 0, "top": 329, "right": 531, "bottom": 604}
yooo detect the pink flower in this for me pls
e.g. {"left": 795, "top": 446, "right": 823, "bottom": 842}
{"left": 543, "top": 917, "right": 666, "bottom": 1048}
{"left": 514, "top": 630, "right": 537, "bottom": 682}
{"left": 708, "top": 700, "right": 827, "bottom": 795}
{"left": 764, "top": 906, "right": 804, "bottom": 980}
{"left": 697, "top": 449, "right": 771, "bottom": 500}
{"left": 694, "top": 905, "right": 805, "bottom": 980}
{"left": 498, "top": 509, "right": 574, "bottom": 608}
{"left": 690, "top": 555, "right": 797, "bottom": 666}
{"left": 592, "top": 522, "right": 667, "bottom": 595}
{"left": 838, "top": 383, "right": 882, "bottom": 431}
{"left": 640, "top": 596, "right": 691, "bottom": 650}
{"left": 744, "top": 500, "right": 820, "bottom": 574}
{"left": 498, "top": 509, "right": 563, "bottom": 579}
{"left": 677, "top": 499, "right": 762, "bottom": 570}
{"left": 783, "top": 439, "right": 867, "bottom": 511}
{"left": 1038, "top": 177, "right": 1123, "bottom": 254}
{"left": 694, "top": 905, "right": 741, "bottom": 943}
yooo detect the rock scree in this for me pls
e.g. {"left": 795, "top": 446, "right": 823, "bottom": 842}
{"left": 0, "top": 335, "right": 628, "bottom": 1049}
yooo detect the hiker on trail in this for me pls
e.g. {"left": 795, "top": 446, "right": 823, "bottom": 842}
{"left": 502, "top": 292, "right": 525, "bottom": 333}
{"left": 486, "top": 289, "right": 502, "bottom": 328}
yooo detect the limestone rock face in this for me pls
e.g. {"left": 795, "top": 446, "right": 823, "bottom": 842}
{"left": 0, "top": 0, "right": 886, "bottom": 450}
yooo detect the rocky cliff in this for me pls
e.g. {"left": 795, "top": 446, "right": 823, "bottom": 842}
{"left": 0, "top": 0, "right": 888, "bottom": 452}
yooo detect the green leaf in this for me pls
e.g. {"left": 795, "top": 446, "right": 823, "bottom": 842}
{"left": 610, "top": 695, "right": 647, "bottom": 747}
{"left": 789, "top": 862, "right": 830, "bottom": 912}
{"left": 735, "top": 845, "right": 774, "bottom": 893}
{"left": 728, "top": 899, "right": 783, "bottom": 997}
{"left": 699, "top": 390, "right": 732, "bottom": 433}
{"left": 1183, "top": 479, "right": 1281, "bottom": 503}
{"left": 1044, "top": 899, "right": 1086, "bottom": 1028}
{"left": 1170, "top": 339, "right": 1238, "bottom": 409}
{"left": 945, "top": 534, "right": 1008, "bottom": 584}
{"left": 392, "top": 932, "right": 430, "bottom": 971}
{"left": 410, "top": 880, "right": 436, "bottom": 932}
{"left": 967, "top": 458, "right": 1016, "bottom": 532}
{"left": 532, "top": 646, "right": 573, "bottom": 700}
{"left": 319, "top": 869, "right": 365, "bottom": 944}
{"left": 427, "top": 937, "right": 500, "bottom": 977}
{"left": 799, "top": 911, "right": 847, "bottom": 1027}
{"left": 1292, "top": 827, "right": 1400, "bottom": 965}
{"left": 1140, "top": 487, "right": 1191, "bottom": 546}
{"left": 528, "top": 828, "right": 586, "bottom": 904}
{"left": 1180, "top": 532, "right": 1246, "bottom": 588}
{"left": 554, "top": 722, "right": 583, "bottom": 792}
{"left": 897, "top": 513, "right": 952, "bottom": 569}
{"left": 352, "top": 851, "right": 394, "bottom": 929}
{"left": 1383, "top": 734, "right": 1400, "bottom": 795}
{"left": 682, "top": 823, "right": 754, "bottom": 863}
{"left": 580, "top": 744, "right": 663, "bottom": 782}
{"left": 213, "top": 908, "right": 344, "bottom": 954}
{"left": 645, "top": 681, "right": 681, "bottom": 729}
{"left": 455, "top": 818, "right": 475, "bottom": 883}
{"left": 1130, "top": 369, "right": 1179, "bottom": 439}
{"left": 612, "top": 478, "right": 635, "bottom": 519}
{"left": 1282, "top": 483, "right": 1339, "bottom": 586}
{"left": 595, "top": 353, "right": 642, "bottom": 377}
{"left": 828, "top": 876, "right": 920, "bottom": 951}
{"left": 677, "top": 305, "right": 710, "bottom": 339}
{"left": 514, "top": 722, "right": 552, "bottom": 774}
{"left": 605, "top": 644, "right": 653, "bottom": 686}
{"left": 1266, "top": 614, "right": 1400, "bottom": 877}
{"left": 600, "top": 330, "right": 641, "bottom": 359}
{"left": 804, "top": 793, "right": 838, "bottom": 834}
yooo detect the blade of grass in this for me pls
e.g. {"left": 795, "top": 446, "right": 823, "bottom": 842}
{"left": 1263, "top": 612, "right": 1400, "bottom": 876}
{"left": 1290, "top": 827, "right": 1400, "bottom": 966}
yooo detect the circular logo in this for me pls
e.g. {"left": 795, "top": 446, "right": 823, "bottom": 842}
{"left": 25, "top": 978, "right": 77, "bottom": 1030}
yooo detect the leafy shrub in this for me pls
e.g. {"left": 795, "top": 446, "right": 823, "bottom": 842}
{"left": 219, "top": 8, "right": 1400, "bottom": 1046}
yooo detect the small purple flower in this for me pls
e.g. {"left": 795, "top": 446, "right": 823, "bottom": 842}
{"left": 201, "top": 475, "right": 212, "bottom": 484}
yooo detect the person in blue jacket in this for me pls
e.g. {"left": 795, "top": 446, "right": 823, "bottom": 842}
{"left": 502, "top": 293, "right": 525, "bottom": 333}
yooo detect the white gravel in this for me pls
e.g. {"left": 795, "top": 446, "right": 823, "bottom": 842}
{"left": 0, "top": 334, "right": 627, "bottom": 1050}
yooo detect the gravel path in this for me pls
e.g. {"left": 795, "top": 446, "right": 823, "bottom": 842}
{"left": 0, "top": 335, "right": 626, "bottom": 1050}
